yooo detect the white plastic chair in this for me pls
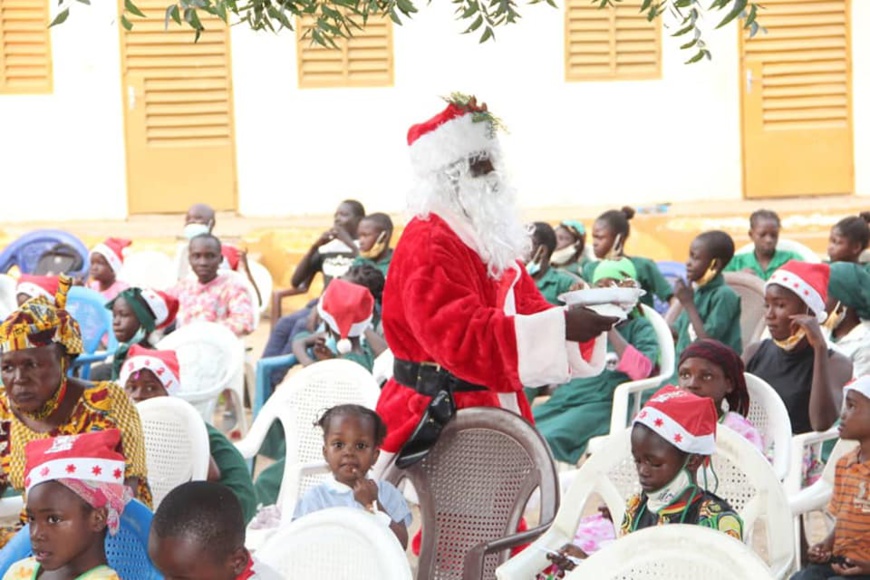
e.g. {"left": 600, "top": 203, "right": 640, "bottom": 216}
{"left": 246, "top": 260, "right": 272, "bottom": 315}
{"left": 117, "top": 250, "right": 176, "bottom": 291}
{"left": 745, "top": 372, "right": 793, "bottom": 481}
{"left": 736, "top": 239, "right": 821, "bottom": 264}
{"left": 789, "top": 439, "right": 858, "bottom": 572}
{"left": 723, "top": 271, "right": 768, "bottom": 347}
{"left": 235, "top": 359, "right": 380, "bottom": 516}
{"left": 499, "top": 425, "right": 795, "bottom": 579}
{"left": 156, "top": 321, "right": 248, "bottom": 435}
{"left": 559, "top": 524, "right": 774, "bottom": 579}
{"left": 0, "top": 273, "right": 16, "bottom": 320}
{"left": 784, "top": 426, "right": 842, "bottom": 496}
{"left": 256, "top": 507, "right": 412, "bottom": 579}
{"left": 136, "top": 397, "right": 210, "bottom": 508}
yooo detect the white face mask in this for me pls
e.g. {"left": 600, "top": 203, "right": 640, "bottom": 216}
{"left": 183, "top": 223, "right": 211, "bottom": 240}
{"left": 550, "top": 245, "right": 578, "bottom": 266}
{"left": 645, "top": 463, "right": 695, "bottom": 514}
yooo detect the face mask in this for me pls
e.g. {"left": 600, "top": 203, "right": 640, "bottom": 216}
{"left": 183, "top": 223, "right": 211, "bottom": 240}
{"left": 773, "top": 328, "right": 807, "bottom": 351}
{"left": 525, "top": 246, "right": 545, "bottom": 277}
{"left": 359, "top": 231, "right": 388, "bottom": 260}
{"left": 645, "top": 461, "right": 695, "bottom": 514}
{"left": 324, "top": 334, "right": 339, "bottom": 355}
{"left": 694, "top": 261, "right": 719, "bottom": 288}
{"left": 550, "top": 245, "right": 578, "bottom": 266}
{"left": 822, "top": 301, "right": 846, "bottom": 334}
{"left": 605, "top": 234, "right": 623, "bottom": 260}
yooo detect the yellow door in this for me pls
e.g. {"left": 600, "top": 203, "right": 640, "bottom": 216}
{"left": 120, "top": 1, "right": 237, "bottom": 214}
{"left": 740, "top": 0, "right": 853, "bottom": 199}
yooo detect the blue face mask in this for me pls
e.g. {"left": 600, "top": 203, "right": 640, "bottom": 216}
{"left": 324, "top": 335, "right": 339, "bottom": 355}
{"left": 526, "top": 261, "right": 541, "bottom": 276}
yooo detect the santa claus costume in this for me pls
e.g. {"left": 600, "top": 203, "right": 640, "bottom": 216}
{"left": 376, "top": 94, "right": 607, "bottom": 468}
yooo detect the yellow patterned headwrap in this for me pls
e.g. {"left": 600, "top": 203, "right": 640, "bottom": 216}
{"left": 0, "top": 275, "right": 83, "bottom": 355}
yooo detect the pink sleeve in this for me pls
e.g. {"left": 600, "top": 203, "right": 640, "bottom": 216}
{"left": 722, "top": 412, "right": 766, "bottom": 456}
{"left": 615, "top": 344, "right": 653, "bottom": 381}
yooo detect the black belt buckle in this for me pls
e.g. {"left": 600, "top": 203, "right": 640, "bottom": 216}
{"left": 395, "top": 388, "right": 456, "bottom": 469}
{"left": 415, "top": 362, "right": 446, "bottom": 398}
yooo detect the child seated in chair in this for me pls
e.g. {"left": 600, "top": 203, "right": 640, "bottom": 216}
{"left": 87, "top": 238, "right": 131, "bottom": 302}
{"left": 672, "top": 230, "right": 743, "bottom": 360}
{"left": 542, "top": 386, "right": 742, "bottom": 578}
{"left": 292, "top": 404, "right": 411, "bottom": 549}
{"left": 148, "top": 481, "right": 281, "bottom": 580}
{"left": 725, "top": 209, "right": 803, "bottom": 281}
{"left": 3, "top": 430, "right": 132, "bottom": 580}
{"left": 551, "top": 220, "right": 588, "bottom": 277}
{"left": 15, "top": 275, "right": 59, "bottom": 306}
{"left": 121, "top": 346, "right": 257, "bottom": 524}
{"left": 352, "top": 213, "right": 394, "bottom": 278}
{"left": 525, "top": 222, "right": 578, "bottom": 306}
{"left": 791, "top": 376, "right": 870, "bottom": 580}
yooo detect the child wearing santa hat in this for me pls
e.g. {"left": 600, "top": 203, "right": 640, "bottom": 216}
{"left": 543, "top": 386, "right": 742, "bottom": 577}
{"left": 15, "top": 274, "right": 60, "bottom": 306}
{"left": 745, "top": 261, "right": 853, "bottom": 436}
{"left": 792, "top": 375, "right": 870, "bottom": 579}
{"left": 120, "top": 346, "right": 257, "bottom": 524}
{"left": 87, "top": 238, "right": 131, "bottom": 302}
{"left": 3, "top": 430, "right": 132, "bottom": 579}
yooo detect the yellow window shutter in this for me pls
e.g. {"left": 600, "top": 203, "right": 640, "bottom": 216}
{"left": 296, "top": 14, "right": 393, "bottom": 88}
{"left": 565, "top": 0, "right": 660, "bottom": 81}
{"left": 0, "top": 0, "right": 52, "bottom": 93}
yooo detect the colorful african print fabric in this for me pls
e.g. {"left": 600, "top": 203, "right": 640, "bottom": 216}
{"left": 620, "top": 489, "right": 743, "bottom": 541}
{"left": 3, "top": 559, "right": 120, "bottom": 579}
{"left": 0, "top": 276, "right": 82, "bottom": 355}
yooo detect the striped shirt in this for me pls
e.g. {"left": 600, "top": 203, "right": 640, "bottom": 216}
{"left": 829, "top": 448, "right": 870, "bottom": 560}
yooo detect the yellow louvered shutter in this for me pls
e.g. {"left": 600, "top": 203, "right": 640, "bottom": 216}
{"left": 296, "top": 15, "right": 393, "bottom": 88}
{"left": 565, "top": 0, "right": 660, "bottom": 81}
{"left": 740, "top": 0, "right": 852, "bottom": 198}
{"left": 0, "top": 0, "right": 52, "bottom": 94}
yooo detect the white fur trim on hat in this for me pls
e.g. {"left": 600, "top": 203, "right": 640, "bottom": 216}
{"left": 844, "top": 376, "right": 870, "bottom": 400}
{"left": 140, "top": 289, "right": 169, "bottom": 327}
{"left": 633, "top": 406, "right": 716, "bottom": 455}
{"left": 26, "top": 457, "right": 126, "bottom": 492}
{"left": 766, "top": 270, "right": 828, "bottom": 323}
{"left": 92, "top": 243, "right": 123, "bottom": 275}
{"left": 409, "top": 113, "right": 499, "bottom": 176}
{"left": 317, "top": 306, "right": 373, "bottom": 340}
{"left": 16, "top": 282, "right": 52, "bottom": 301}
{"left": 119, "top": 355, "right": 180, "bottom": 396}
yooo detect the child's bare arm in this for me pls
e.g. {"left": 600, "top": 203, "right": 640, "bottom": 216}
{"left": 807, "top": 529, "right": 835, "bottom": 563}
{"left": 388, "top": 520, "right": 409, "bottom": 550}
{"left": 292, "top": 334, "right": 318, "bottom": 366}
{"left": 364, "top": 328, "right": 388, "bottom": 357}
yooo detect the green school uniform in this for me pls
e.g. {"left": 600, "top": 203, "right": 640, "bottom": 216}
{"left": 553, "top": 256, "right": 592, "bottom": 279}
{"left": 583, "top": 256, "right": 673, "bottom": 309}
{"left": 535, "top": 267, "right": 577, "bottom": 306}
{"left": 724, "top": 248, "right": 803, "bottom": 281}
{"left": 674, "top": 273, "right": 743, "bottom": 359}
{"left": 206, "top": 423, "right": 258, "bottom": 524}
{"left": 533, "top": 314, "right": 659, "bottom": 463}
{"left": 351, "top": 248, "right": 393, "bottom": 278}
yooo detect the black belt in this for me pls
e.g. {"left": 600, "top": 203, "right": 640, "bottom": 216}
{"left": 393, "top": 358, "right": 486, "bottom": 469}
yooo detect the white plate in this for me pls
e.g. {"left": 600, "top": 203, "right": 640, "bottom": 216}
{"left": 588, "top": 303, "right": 628, "bottom": 321}
{"left": 558, "top": 286, "right": 646, "bottom": 307}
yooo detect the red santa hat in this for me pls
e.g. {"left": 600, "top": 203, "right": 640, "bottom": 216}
{"left": 633, "top": 385, "right": 718, "bottom": 456}
{"left": 407, "top": 94, "right": 501, "bottom": 177}
{"left": 844, "top": 375, "right": 870, "bottom": 400}
{"left": 119, "top": 344, "right": 181, "bottom": 395}
{"left": 317, "top": 278, "right": 374, "bottom": 355}
{"left": 766, "top": 261, "right": 830, "bottom": 323}
{"left": 139, "top": 288, "right": 179, "bottom": 329}
{"left": 16, "top": 274, "right": 59, "bottom": 301}
{"left": 91, "top": 238, "right": 132, "bottom": 275}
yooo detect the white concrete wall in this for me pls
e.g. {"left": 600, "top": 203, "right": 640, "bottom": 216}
{"left": 0, "top": 1, "right": 127, "bottom": 221}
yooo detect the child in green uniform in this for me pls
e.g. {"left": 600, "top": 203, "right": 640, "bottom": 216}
{"left": 725, "top": 209, "right": 804, "bottom": 281}
{"left": 121, "top": 345, "right": 258, "bottom": 524}
{"left": 551, "top": 220, "right": 588, "bottom": 278}
{"left": 351, "top": 213, "right": 394, "bottom": 279}
{"left": 533, "top": 258, "right": 659, "bottom": 463}
{"left": 583, "top": 206, "right": 674, "bottom": 310}
{"left": 527, "top": 222, "right": 579, "bottom": 306}
{"left": 672, "top": 230, "right": 743, "bottom": 362}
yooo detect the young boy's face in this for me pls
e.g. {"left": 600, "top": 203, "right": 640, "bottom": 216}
{"left": 188, "top": 237, "right": 222, "bottom": 284}
{"left": 685, "top": 238, "right": 715, "bottom": 283}
{"left": 839, "top": 390, "right": 870, "bottom": 440}
{"left": 89, "top": 253, "right": 114, "bottom": 285}
{"left": 322, "top": 413, "right": 380, "bottom": 488}
{"left": 112, "top": 296, "right": 141, "bottom": 344}
{"left": 630, "top": 424, "right": 687, "bottom": 493}
{"left": 125, "top": 368, "right": 168, "bottom": 404}
{"left": 357, "top": 220, "right": 386, "bottom": 254}
{"left": 828, "top": 226, "right": 862, "bottom": 263}
{"left": 749, "top": 218, "right": 779, "bottom": 259}
{"left": 27, "top": 481, "right": 106, "bottom": 572}
{"left": 149, "top": 533, "right": 248, "bottom": 580}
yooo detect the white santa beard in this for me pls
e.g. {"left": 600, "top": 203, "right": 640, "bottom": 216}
{"left": 408, "top": 159, "right": 530, "bottom": 278}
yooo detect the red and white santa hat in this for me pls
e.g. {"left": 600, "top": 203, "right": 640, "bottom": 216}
{"left": 407, "top": 94, "right": 501, "bottom": 177}
{"left": 16, "top": 274, "right": 59, "bottom": 301}
{"left": 766, "top": 260, "right": 830, "bottom": 323}
{"left": 24, "top": 429, "right": 127, "bottom": 493}
{"left": 139, "top": 288, "right": 179, "bottom": 329}
{"left": 119, "top": 344, "right": 181, "bottom": 396}
{"left": 633, "top": 385, "right": 718, "bottom": 456}
{"left": 844, "top": 375, "right": 870, "bottom": 400}
{"left": 91, "top": 238, "right": 132, "bottom": 275}
{"left": 317, "top": 278, "right": 374, "bottom": 355}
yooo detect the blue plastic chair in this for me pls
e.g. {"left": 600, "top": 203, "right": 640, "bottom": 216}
{"left": 0, "top": 230, "right": 89, "bottom": 277}
{"left": 66, "top": 286, "right": 118, "bottom": 379}
{"left": 654, "top": 260, "right": 687, "bottom": 315}
{"left": 0, "top": 499, "right": 162, "bottom": 579}
{"left": 254, "top": 354, "right": 298, "bottom": 417}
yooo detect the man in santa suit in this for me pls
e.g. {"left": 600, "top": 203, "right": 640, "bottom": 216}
{"left": 376, "top": 94, "right": 619, "bottom": 469}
